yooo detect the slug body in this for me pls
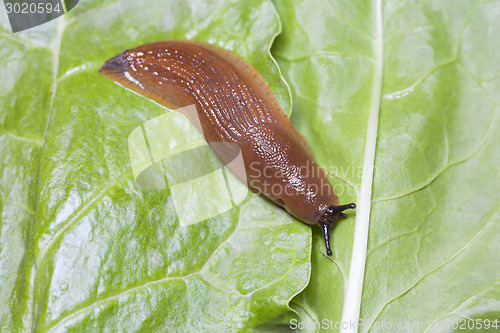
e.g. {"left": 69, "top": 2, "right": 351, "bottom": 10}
{"left": 100, "top": 40, "right": 355, "bottom": 256}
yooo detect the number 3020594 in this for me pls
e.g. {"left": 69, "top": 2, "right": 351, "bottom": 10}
{"left": 5, "top": 1, "right": 63, "bottom": 14}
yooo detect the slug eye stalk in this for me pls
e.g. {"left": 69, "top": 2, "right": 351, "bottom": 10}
{"left": 319, "top": 203, "right": 356, "bottom": 257}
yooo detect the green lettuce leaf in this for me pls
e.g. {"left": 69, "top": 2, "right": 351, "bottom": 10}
{"left": 0, "top": 0, "right": 310, "bottom": 331}
{"left": 3, "top": 0, "right": 500, "bottom": 331}
{"left": 273, "top": 0, "right": 500, "bottom": 331}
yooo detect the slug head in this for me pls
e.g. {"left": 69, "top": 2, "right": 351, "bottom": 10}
{"left": 318, "top": 203, "right": 356, "bottom": 256}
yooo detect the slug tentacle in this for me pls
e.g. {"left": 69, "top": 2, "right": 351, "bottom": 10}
{"left": 319, "top": 222, "right": 333, "bottom": 257}
{"left": 318, "top": 203, "right": 356, "bottom": 256}
{"left": 331, "top": 203, "right": 356, "bottom": 215}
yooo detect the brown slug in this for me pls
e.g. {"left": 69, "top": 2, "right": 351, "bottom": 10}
{"left": 100, "top": 40, "right": 355, "bottom": 256}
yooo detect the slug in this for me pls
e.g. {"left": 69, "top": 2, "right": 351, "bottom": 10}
{"left": 100, "top": 40, "right": 355, "bottom": 256}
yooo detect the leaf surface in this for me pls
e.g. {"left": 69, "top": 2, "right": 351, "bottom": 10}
{"left": 272, "top": 0, "right": 500, "bottom": 331}
{"left": 0, "top": 1, "right": 310, "bottom": 331}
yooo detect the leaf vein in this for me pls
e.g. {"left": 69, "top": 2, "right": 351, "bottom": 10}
{"left": 367, "top": 204, "right": 500, "bottom": 330}
{"left": 45, "top": 195, "right": 256, "bottom": 331}
{"left": 340, "top": 0, "right": 384, "bottom": 331}
{"left": 373, "top": 100, "right": 495, "bottom": 203}
{"left": 423, "top": 279, "right": 500, "bottom": 333}
{"left": 30, "top": 15, "right": 67, "bottom": 333}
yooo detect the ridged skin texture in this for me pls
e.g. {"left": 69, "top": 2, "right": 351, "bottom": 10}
{"left": 100, "top": 40, "right": 339, "bottom": 225}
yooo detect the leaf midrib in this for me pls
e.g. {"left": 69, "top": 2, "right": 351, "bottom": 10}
{"left": 340, "top": 0, "right": 384, "bottom": 331}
